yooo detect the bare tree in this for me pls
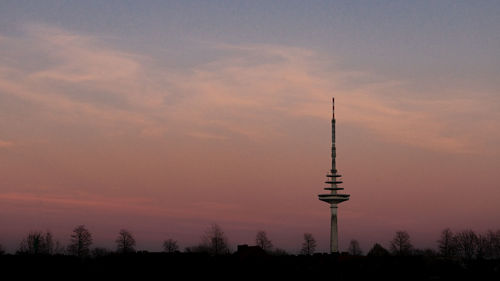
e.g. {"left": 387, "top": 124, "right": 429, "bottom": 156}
{"left": 68, "top": 225, "right": 93, "bottom": 257}
{"left": 115, "top": 229, "right": 136, "bottom": 254}
{"left": 390, "top": 231, "right": 413, "bottom": 256}
{"left": 18, "top": 231, "right": 54, "bottom": 255}
{"left": 348, "top": 239, "right": 363, "bottom": 256}
{"left": 202, "top": 224, "right": 230, "bottom": 255}
{"left": 300, "top": 233, "right": 317, "bottom": 255}
{"left": 485, "top": 230, "right": 500, "bottom": 259}
{"left": 493, "top": 229, "right": 500, "bottom": 258}
{"left": 437, "top": 228, "right": 456, "bottom": 257}
{"left": 44, "top": 232, "right": 54, "bottom": 255}
{"left": 163, "top": 238, "right": 179, "bottom": 253}
{"left": 475, "top": 230, "right": 500, "bottom": 259}
{"left": 476, "top": 233, "right": 489, "bottom": 259}
{"left": 255, "top": 231, "right": 273, "bottom": 252}
{"left": 455, "top": 229, "right": 477, "bottom": 260}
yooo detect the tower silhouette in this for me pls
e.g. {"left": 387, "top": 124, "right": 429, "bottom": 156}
{"left": 318, "top": 97, "right": 350, "bottom": 253}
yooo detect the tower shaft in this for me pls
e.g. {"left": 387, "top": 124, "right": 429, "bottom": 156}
{"left": 330, "top": 205, "right": 338, "bottom": 252}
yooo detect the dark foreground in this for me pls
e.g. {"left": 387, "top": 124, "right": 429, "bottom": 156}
{"left": 1, "top": 253, "right": 499, "bottom": 280}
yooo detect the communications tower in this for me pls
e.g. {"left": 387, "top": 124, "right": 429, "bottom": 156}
{"left": 318, "top": 97, "right": 350, "bottom": 253}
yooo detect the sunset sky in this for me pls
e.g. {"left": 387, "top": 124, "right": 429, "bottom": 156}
{"left": 1, "top": 1, "right": 499, "bottom": 253}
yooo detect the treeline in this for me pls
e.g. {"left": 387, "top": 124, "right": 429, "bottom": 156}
{"left": 1, "top": 225, "right": 500, "bottom": 261}
{"left": 354, "top": 228, "right": 500, "bottom": 260}
{"left": 9, "top": 227, "right": 138, "bottom": 257}
{"left": 0, "top": 223, "right": 315, "bottom": 257}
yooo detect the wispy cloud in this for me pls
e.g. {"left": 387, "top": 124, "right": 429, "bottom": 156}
{"left": 0, "top": 24, "right": 166, "bottom": 138}
{"left": 0, "top": 191, "right": 282, "bottom": 227}
{"left": 175, "top": 43, "right": 499, "bottom": 154}
{"left": 0, "top": 140, "right": 14, "bottom": 148}
{"left": 0, "top": 24, "right": 498, "bottom": 154}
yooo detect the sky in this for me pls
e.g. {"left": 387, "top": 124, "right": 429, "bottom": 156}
{"left": 0, "top": 0, "right": 499, "bottom": 253}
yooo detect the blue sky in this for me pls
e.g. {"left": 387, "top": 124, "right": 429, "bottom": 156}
{"left": 2, "top": 1, "right": 498, "bottom": 79}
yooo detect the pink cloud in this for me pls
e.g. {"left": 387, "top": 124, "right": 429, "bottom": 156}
{"left": 2, "top": 24, "right": 498, "bottom": 154}
{"left": 0, "top": 140, "right": 13, "bottom": 148}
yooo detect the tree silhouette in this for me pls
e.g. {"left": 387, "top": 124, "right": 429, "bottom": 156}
{"left": 0, "top": 243, "right": 5, "bottom": 255}
{"left": 348, "top": 239, "right": 363, "bottom": 256}
{"left": 17, "top": 231, "right": 54, "bottom": 255}
{"left": 300, "top": 233, "right": 316, "bottom": 255}
{"left": 115, "top": 229, "right": 136, "bottom": 254}
{"left": 44, "top": 232, "right": 54, "bottom": 255}
{"left": 455, "top": 229, "right": 477, "bottom": 260}
{"left": 481, "top": 231, "right": 495, "bottom": 259}
{"left": 390, "top": 231, "right": 413, "bottom": 256}
{"left": 202, "top": 223, "right": 230, "bottom": 255}
{"left": 255, "top": 231, "right": 273, "bottom": 252}
{"left": 163, "top": 238, "right": 179, "bottom": 253}
{"left": 68, "top": 225, "right": 93, "bottom": 258}
{"left": 485, "top": 230, "right": 500, "bottom": 259}
{"left": 437, "top": 228, "right": 456, "bottom": 257}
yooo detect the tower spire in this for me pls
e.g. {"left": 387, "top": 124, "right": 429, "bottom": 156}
{"left": 332, "top": 97, "right": 335, "bottom": 119}
{"left": 318, "top": 97, "right": 350, "bottom": 253}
